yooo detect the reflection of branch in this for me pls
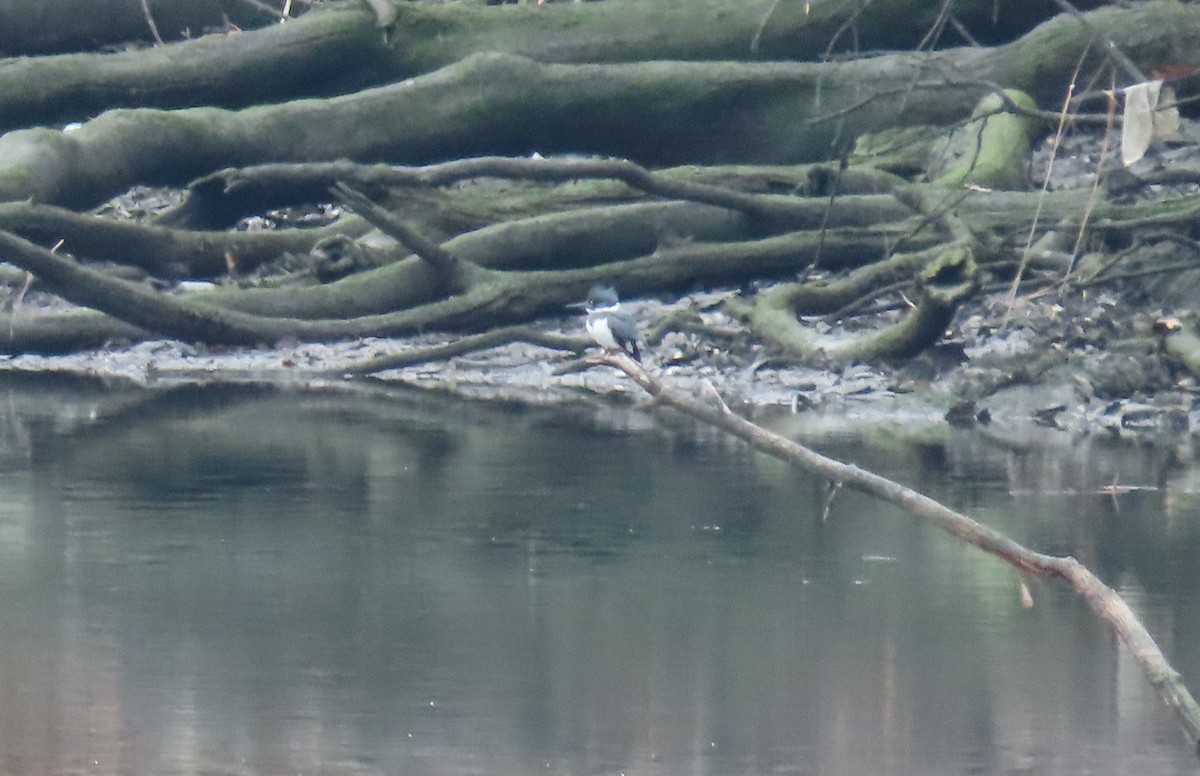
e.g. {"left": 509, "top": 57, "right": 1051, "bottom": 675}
{"left": 338, "top": 325, "right": 586, "bottom": 375}
{"left": 597, "top": 352, "right": 1200, "bottom": 756}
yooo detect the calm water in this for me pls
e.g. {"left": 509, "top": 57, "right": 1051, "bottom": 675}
{"left": 0, "top": 375, "right": 1199, "bottom": 775}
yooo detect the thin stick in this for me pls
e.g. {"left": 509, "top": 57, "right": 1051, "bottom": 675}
{"left": 1004, "top": 42, "right": 1093, "bottom": 319}
{"left": 140, "top": 0, "right": 165, "bottom": 45}
{"left": 749, "top": 0, "right": 785, "bottom": 54}
{"left": 1051, "top": 0, "right": 1150, "bottom": 84}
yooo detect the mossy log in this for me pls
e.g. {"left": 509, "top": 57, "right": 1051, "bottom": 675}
{"left": 0, "top": 145, "right": 1193, "bottom": 357}
{"left": 1162, "top": 322, "right": 1200, "bottom": 381}
{"left": 741, "top": 248, "right": 944, "bottom": 318}
{"left": 834, "top": 244, "right": 978, "bottom": 362}
{"left": 724, "top": 243, "right": 977, "bottom": 363}
{"left": 0, "top": 214, "right": 926, "bottom": 355}
{"left": 0, "top": 0, "right": 1095, "bottom": 131}
{"left": 0, "top": 201, "right": 371, "bottom": 278}
{"left": 161, "top": 158, "right": 908, "bottom": 235}
{"left": 928, "top": 90, "right": 1041, "bottom": 191}
{"left": 5, "top": 1, "right": 1200, "bottom": 208}
{"left": 0, "top": 0, "right": 277, "bottom": 56}
{"left": 0, "top": 52, "right": 979, "bottom": 208}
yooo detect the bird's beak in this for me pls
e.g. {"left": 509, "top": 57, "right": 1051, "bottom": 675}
{"left": 566, "top": 300, "right": 588, "bottom": 309}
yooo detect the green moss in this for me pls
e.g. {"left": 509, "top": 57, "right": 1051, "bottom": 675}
{"left": 929, "top": 89, "right": 1039, "bottom": 191}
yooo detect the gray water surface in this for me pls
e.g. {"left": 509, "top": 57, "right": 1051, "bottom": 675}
{"left": 0, "top": 376, "right": 1198, "bottom": 775}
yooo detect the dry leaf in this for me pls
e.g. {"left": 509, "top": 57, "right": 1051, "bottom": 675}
{"left": 1122, "top": 80, "right": 1179, "bottom": 166}
{"left": 1122, "top": 81, "right": 1157, "bottom": 166}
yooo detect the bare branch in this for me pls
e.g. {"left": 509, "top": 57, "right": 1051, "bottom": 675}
{"left": 596, "top": 353, "right": 1200, "bottom": 754}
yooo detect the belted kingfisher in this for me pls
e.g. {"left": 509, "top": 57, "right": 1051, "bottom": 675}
{"left": 570, "top": 285, "right": 642, "bottom": 362}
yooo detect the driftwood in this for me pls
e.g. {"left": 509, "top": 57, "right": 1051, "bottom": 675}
{"left": 591, "top": 352, "right": 1200, "bottom": 756}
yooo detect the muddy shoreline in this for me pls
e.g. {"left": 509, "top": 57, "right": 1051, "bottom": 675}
{"left": 1, "top": 273, "right": 1194, "bottom": 448}
{"left": 4, "top": 130, "right": 1200, "bottom": 444}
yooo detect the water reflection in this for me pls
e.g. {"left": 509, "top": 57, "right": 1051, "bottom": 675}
{"left": 0, "top": 374, "right": 1197, "bottom": 774}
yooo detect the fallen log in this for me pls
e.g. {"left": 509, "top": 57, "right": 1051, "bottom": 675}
{"left": 6, "top": 0, "right": 1200, "bottom": 208}
{"left": 0, "top": 0, "right": 1085, "bottom": 130}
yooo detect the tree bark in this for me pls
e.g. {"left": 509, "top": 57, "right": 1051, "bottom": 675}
{"left": 0, "top": 0, "right": 281, "bottom": 56}
{"left": 0, "top": 201, "right": 370, "bottom": 278}
{"left": 4, "top": 1, "right": 1199, "bottom": 208}
{"left": 1, "top": 149, "right": 1191, "bottom": 355}
{"left": 3, "top": 52, "right": 942, "bottom": 207}
{"left": 0, "top": 0, "right": 1094, "bottom": 131}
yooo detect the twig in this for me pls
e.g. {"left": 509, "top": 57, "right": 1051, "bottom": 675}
{"left": 1067, "top": 78, "right": 1117, "bottom": 269}
{"left": 946, "top": 14, "right": 981, "bottom": 47}
{"left": 820, "top": 276, "right": 916, "bottom": 323}
{"left": 915, "top": 0, "right": 955, "bottom": 52}
{"left": 701, "top": 378, "right": 732, "bottom": 414}
{"left": 360, "top": 0, "right": 397, "bottom": 30}
{"left": 1005, "top": 41, "right": 1093, "bottom": 313}
{"left": 799, "top": 154, "right": 848, "bottom": 281}
{"left": 820, "top": 480, "right": 841, "bottom": 522}
{"left": 1051, "top": 0, "right": 1151, "bottom": 84}
{"left": 9, "top": 270, "right": 33, "bottom": 340}
{"left": 236, "top": 0, "right": 288, "bottom": 18}
{"left": 749, "top": 0, "right": 784, "bottom": 54}
{"left": 140, "top": 0, "right": 165, "bottom": 45}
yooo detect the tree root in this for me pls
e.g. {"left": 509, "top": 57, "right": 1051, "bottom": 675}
{"left": 3, "top": 0, "right": 1115, "bottom": 132}
{"left": 0, "top": 201, "right": 369, "bottom": 279}
{"left": 725, "top": 243, "right": 977, "bottom": 363}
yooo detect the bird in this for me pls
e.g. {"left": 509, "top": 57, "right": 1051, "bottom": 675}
{"left": 569, "top": 285, "right": 642, "bottom": 362}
